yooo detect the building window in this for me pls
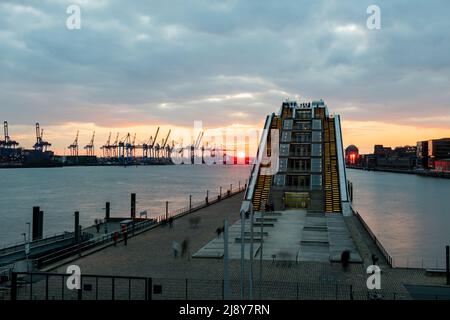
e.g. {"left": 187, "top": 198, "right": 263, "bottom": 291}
{"left": 280, "top": 144, "right": 290, "bottom": 156}
{"left": 274, "top": 174, "right": 286, "bottom": 186}
{"left": 311, "top": 144, "right": 322, "bottom": 157}
{"left": 281, "top": 131, "right": 291, "bottom": 143}
{"left": 311, "top": 158, "right": 322, "bottom": 172}
{"left": 293, "top": 133, "right": 311, "bottom": 143}
{"left": 279, "top": 158, "right": 288, "bottom": 172}
{"left": 290, "top": 144, "right": 311, "bottom": 157}
{"left": 283, "top": 119, "right": 293, "bottom": 130}
{"left": 311, "top": 174, "right": 322, "bottom": 189}
{"left": 286, "top": 175, "right": 310, "bottom": 188}
{"left": 312, "top": 119, "right": 322, "bottom": 130}
{"left": 312, "top": 131, "right": 322, "bottom": 143}
{"left": 289, "top": 159, "right": 310, "bottom": 172}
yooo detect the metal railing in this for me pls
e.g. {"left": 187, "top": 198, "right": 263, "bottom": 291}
{"left": 353, "top": 210, "right": 394, "bottom": 267}
{"left": 33, "top": 184, "right": 246, "bottom": 269}
{"left": 0, "top": 232, "right": 74, "bottom": 256}
{"left": 9, "top": 271, "right": 450, "bottom": 301}
{"left": 152, "top": 184, "right": 247, "bottom": 223}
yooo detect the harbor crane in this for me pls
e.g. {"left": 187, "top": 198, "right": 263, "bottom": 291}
{"left": 190, "top": 131, "right": 204, "bottom": 164}
{"left": 149, "top": 127, "right": 160, "bottom": 158}
{"left": 1, "top": 121, "right": 19, "bottom": 149}
{"left": 68, "top": 130, "right": 79, "bottom": 156}
{"left": 111, "top": 132, "right": 119, "bottom": 158}
{"left": 160, "top": 129, "right": 171, "bottom": 158}
{"left": 100, "top": 132, "right": 112, "bottom": 158}
{"left": 141, "top": 126, "right": 160, "bottom": 158}
{"left": 33, "top": 123, "right": 51, "bottom": 152}
{"left": 84, "top": 131, "right": 95, "bottom": 156}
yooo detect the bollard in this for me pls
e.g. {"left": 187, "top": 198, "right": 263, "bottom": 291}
{"left": 131, "top": 193, "right": 136, "bottom": 219}
{"left": 74, "top": 211, "right": 80, "bottom": 244}
{"left": 105, "top": 202, "right": 110, "bottom": 220}
{"left": 32, "top": 206, "right": 43, "bottom": 241}
{"left": 446, "top": 245, "right": 449, "bottom": 285}
{"left": 206, "top": 190, "right": 209, "bottom": 204}
{"left": 165, "top": 201, "right": 169, "bottom": 220}
{"left": 189, "top": 195, "right": 192, "bottom": 212}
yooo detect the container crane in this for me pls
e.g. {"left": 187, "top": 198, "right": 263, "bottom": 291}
{"left": 161, "top": 129, "right": 171, "bottom": 158}
{"left": 100, "top": 132, "right": 112, "bottom": 158}
{"left": 68, "top": 130, "right": 79, "bottom": 156}
{"left": 111, "top": 133, "right": 119, "bottom": 158}
{"left": 149, "top": 127, "right": 160, "bottom": 158}
{"left": 84, "top": 131, "right": 95, "bottom": 156}
{"left": 2, "top": 121, "right": 19, "bottom": 149}
{"left": 33, "top": 123, "right": 51, "bottom": 152}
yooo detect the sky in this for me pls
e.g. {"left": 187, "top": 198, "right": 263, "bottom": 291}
{"left": 1, "top": 0, "right": 450, "bottom": 154}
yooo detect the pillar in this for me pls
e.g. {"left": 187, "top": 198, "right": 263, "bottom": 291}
{"left": 74, "top": 211, "right": 80, "bottom": 243}
{"left": 131, "top": 193, "right": 136, "bottom": 219}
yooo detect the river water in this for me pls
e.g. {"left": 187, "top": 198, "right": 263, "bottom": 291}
{"left": 0, "top": 165, "right": 251, "bottom": 246}
{"left": 347, "top": 169, "right": 450, "bottom": 267}
{"left": 1, "top": 166, "right": 449, "bottom": 265}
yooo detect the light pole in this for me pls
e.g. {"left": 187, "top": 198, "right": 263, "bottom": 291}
{"left": 249, "top": 202, "right": 254, "bottom": 300}
{"left": 223, "top": 219, "right": 230, "bottom": 299}
{"left": 240, "top": 208, "right": 245, "bottom": 300}
{"left": 259, "top": 202, "right": 265, "bottom": 299}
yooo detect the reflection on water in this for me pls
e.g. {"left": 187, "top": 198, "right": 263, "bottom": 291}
{"left": 0, "top": 165, "right": 251, "bottom": 245}
{"left": 348, "top": 169, "right": 450, "bottom": 262}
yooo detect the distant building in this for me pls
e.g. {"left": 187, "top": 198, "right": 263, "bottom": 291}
{"left": 416, "top": 141, "right": 429, "bottom": 168}
{"left": 428, "top": 138, "right": 450, "bottom": 169}
{"left": 435, "top": 159, "right": 450, "bottom": 172}
{"left": 345, "top": 145, "right": 359, "bottom": 165}
{"left": 374, "top": 145, "right": 393, "bottom": 156}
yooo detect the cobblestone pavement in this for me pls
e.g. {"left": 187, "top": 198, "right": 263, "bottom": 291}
{"left": 49, "top": 193, "right": 447, "bottom": 300}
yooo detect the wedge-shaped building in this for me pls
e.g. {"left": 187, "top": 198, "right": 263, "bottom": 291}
{"left": 246, "top": 99, "right": 351, "bottom": 216}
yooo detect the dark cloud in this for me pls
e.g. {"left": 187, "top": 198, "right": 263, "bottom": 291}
{"left": 1, "top": 0, "right": 449, "bottom": 128}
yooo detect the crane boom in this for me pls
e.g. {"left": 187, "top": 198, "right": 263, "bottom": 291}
{"left": 161, "top": 129, "right": 171, "bottom": 148}
{"left": 151, "top": 127, "right": 160, "bottom": 148}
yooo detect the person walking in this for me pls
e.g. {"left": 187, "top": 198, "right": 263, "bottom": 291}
{"left": 181, "top": 238, "right": 190, "bottom": 261}
{"left": 172, "top": 240, "right": 180, "bottom": 258}
{"left": 113, "top": 232, "right": 118, "bottom": 247}
{"left": 124, "top": 231, "right": 128, "bottom": 246}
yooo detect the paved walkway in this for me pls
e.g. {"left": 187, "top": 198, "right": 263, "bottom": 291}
{"left": 48, "top": 193, "right": 448, "bottom": 300}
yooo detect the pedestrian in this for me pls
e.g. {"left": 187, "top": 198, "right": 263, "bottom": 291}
{"left": 371, "top": 254, "right": 379, "bottom": 266}
{"left": 216, "top": 227, "right": 222, "bottom": 238}
{"left": 95, "top": 221, "right": 100, "bottom": 233}
{"left": 172, "top": 240, "right": 180, "bottom": 258}
{"left": 341, "top": 250, "right": 351, "bottom": 271}
{"left": 168, "top": 217, "right": 174, "bottom": 228}
{"left": 113, "top": 232, "right": 118, "bottom": 247}
{"left": 124, "top": 232, "right": 128, "bottom": 246}
{"left": 181, "top": 238, "right": 190, "bottom": 261}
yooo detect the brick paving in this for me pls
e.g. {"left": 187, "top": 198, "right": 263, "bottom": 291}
{"left": 38, "top": 192, "right": 448, "bottom": 300}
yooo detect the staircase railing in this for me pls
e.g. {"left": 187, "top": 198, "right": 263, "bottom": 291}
{"left": 242, "top": 113, "right": 274, "bottom": 212}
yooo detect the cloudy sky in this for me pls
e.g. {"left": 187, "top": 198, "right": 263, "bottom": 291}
{"left": 1, "top": 0, "right": 450, "bottom": 154}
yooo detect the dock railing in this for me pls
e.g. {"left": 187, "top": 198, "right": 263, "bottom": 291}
{"left": 34, "top": 182, "right": 246, "bottom": 269}
{"left": 9, "top": 271, "right": 450, "bottom": 301}
{"left": 0, "top": 232, "right": 74, "bottom": 256}
{"left": 353, "top": 210, "right": 394, "bottom": 267}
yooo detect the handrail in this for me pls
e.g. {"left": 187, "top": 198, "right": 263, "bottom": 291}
{"left": 243, "top": 113, "right": 274, "bottom": 203}
{"left": 36, "top": 184, "right": 246, "bottom": 268}
{"left": 353, "top": 210, "right": 393, "bottom": 267}
{"left": 0, "top": 232, "right": 74, "bottom": 256}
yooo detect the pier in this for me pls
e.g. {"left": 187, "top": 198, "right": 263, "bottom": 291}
{"left": 2, "top": 100, "right": 449, "bottom": 300}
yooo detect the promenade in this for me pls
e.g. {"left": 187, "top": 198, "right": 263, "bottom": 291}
{"left": 41, "top": 192, "right": 448, "bottom": 300}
